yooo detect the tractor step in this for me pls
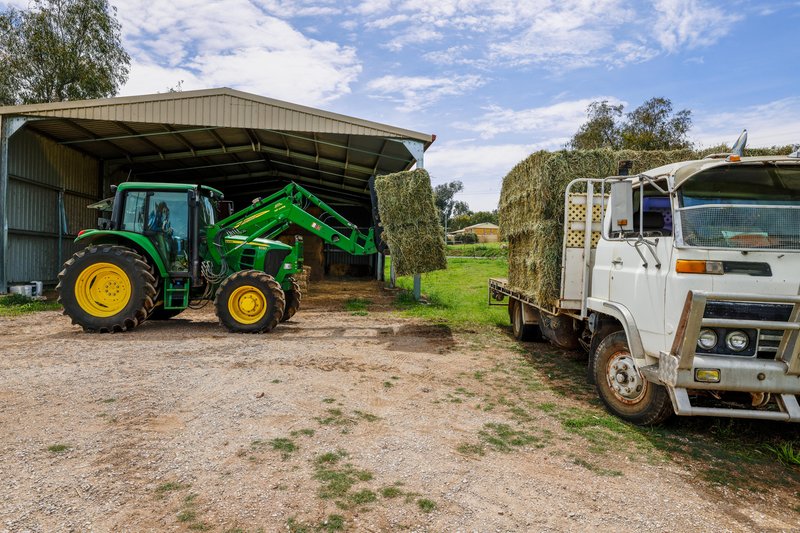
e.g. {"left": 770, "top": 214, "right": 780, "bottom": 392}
{"left": 164, "top": 278, "right": 190, "bottom": 309}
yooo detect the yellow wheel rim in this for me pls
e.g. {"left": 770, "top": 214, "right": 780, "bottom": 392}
{"left": 228, "top": 285, "right": 267, "bottom": 324}
{"left": 74, "top": 262, "right": 132, "bottom": 317}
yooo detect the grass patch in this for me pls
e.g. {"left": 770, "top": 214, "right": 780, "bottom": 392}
{"left": 380, "top": 486, "right": 404, "bottom": 498}
{"left": 479, "top": 423, "right": 542, "bottom": 452}
{"left": 417, "top": 498, "right": 436, "bottom": 513}
{"left": 572, "top": 457, "right": 623, "bottom": 477}
{"left": 348, "top": 489, "right": 377, "bottom": 505}
{"left": 47, "top": 444, "right": 70, "bottom": 453}
{"left": 176, "top": 509, "right": 196, "bottom": 522}
{"left": 765, "top": 441, "right": 800, "bottom": 467}
{"left": 0, "top": 294, "right": 61, "bottom": 316}
{"left": 322, "top": 514, "right": 345, "bottom": 531}
{"left": 156, "top": 481, "right": 189, "bottom": 494}
{"left": 266, "top": 438, "right": 298, "bottom": 460}
{"left": 344, "top": 298, "right": 371, "bottom": 313}
{"left": 290, "top": 428, "right": 316, "bottom": 437}
{"left": 383, "top": 381, "right": 394, "bottom": 388}
{"left": 353, "top": 410, "right": 380, "bottom": 422}
{"left": 387, "top": 257, "right": 509, "bottom": 327}
{"left": 456, "top": 443, "right": 486, "bottom": 456}
{"left": 446, "top": 242, "right": 507, "bottom": 258}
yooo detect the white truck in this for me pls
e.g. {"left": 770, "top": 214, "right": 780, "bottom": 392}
{"left": 490, "top": 139, "right": 800, "bottom": 424}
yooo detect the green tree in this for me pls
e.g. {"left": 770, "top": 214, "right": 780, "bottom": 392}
{"left": 621, "top": 97, "right": 692, "bottom": 150}
{"left": 450, "top": 210, "right": 498, "bottom": 231}
{"left": 0, "top": 0, "right": 130, "bottom": 105}
{"left": 570, "top": 97, "right": 693, "bottom": 151}
{"left": 433, "top": 180, "right": 469, "bottom": 234}
{"left": 569, "top": 100, "right": 623, "bottom": 149}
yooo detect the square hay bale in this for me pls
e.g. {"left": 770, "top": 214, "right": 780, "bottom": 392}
{"left": 374, "top": 168, "right": 447, "bottom": 276}
{"left": 498, "top": 148, "right": 700, "bottom": 307}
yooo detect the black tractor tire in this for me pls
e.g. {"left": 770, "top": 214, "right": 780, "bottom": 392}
{"left": 593, "top": 331, "right": 673, "bottom": 425}
{"left": 148, "top": 304, "right": 184, "bottom": 320}
{"left": 511, "top": 300, "right": 544, "bottom": 342}
{"left": 214, "top": 270, "right": 285, "bottom": 333}
{"left": 57, "top": 245, "right": 156, "bottom": 333}
{"left": 280, "top": 278, "right": 302, "bottom": 322}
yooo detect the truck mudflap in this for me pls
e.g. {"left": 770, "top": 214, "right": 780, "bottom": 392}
{"left": 640, "top": 290, "right": 800, "bottom": 421}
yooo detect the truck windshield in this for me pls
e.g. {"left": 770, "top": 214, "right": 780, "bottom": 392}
{"left": 678, "top": 163, "right": 800, "bottom": 250}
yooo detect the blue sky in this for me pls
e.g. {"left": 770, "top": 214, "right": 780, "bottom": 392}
{"left": 7, "top": 0, "right": 800, "bottom": 210}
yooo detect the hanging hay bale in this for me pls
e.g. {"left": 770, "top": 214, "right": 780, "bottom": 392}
{"left": 499, "top": 148, "right": 701, "bottom": 307}
{"left": 374, "top": 168, "right": 447, "bottom": 276}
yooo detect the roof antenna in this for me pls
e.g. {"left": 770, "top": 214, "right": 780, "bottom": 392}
{"left": 125, "top": 168, "right": 133, "bottom": 182}
{"left": 731, "top": 129, "right": 747, "bottom": 156}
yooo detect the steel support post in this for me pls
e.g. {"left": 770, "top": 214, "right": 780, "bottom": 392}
{"left": 0, "top": 117, "right": 33, "bottom": 293}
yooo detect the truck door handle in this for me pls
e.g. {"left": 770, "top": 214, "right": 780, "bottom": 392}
{"left": 612, "top": 258, "right": 623, "bottom": 266}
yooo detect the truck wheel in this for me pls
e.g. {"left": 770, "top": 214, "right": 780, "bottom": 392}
{"left": 215, "top": 270, "right": 285, "bottom": 333}
{"left": 148, "top": 304, "right": 184, "bottom": 320}
{"left": 57, "top": 245, "right": 156, "bottom": 333}
{"left": 280, "top": 278, "right": 302, "bottom": 322}
{"left": 511, "top": 301, "right": 544, "bottom": 342}
{"left": 593, "top": 331, "right": 673, "bottom": 425}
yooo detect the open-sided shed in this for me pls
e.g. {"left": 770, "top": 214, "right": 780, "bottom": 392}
{"left": 0, "top": 88, "right": 433, "bottom": 291}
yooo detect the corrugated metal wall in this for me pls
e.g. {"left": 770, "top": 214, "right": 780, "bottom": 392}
{"left": 7, "top": 128, "right": 99, "bottom": 283}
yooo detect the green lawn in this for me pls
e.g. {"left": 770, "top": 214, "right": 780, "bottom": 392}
{"left": 446, "top": 242, "right": 507, "bottom": 258}
{"left": 386, "top": 257, "right": 509, "bottom": 327}
{"left": 0, "top": 294, "right": 61, "bottom": 316}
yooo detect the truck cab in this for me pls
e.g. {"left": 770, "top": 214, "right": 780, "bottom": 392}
{"left": 588, "top": 154, "right": 800, "bottom": 422}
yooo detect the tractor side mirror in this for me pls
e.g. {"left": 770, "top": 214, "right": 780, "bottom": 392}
{"left": 217, "top": 200, "right": 234, "bottom": 219}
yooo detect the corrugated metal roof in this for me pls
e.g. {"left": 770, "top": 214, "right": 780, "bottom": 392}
{"left": 0, "top": 88, "right": 434, "bottom": 212}
{"left": 0, "top": 87, "right": 433, "bottom": 142}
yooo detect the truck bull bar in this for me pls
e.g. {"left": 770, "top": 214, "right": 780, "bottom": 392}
{"left": 641, "top": 290, "right": 800, "bottom": 421}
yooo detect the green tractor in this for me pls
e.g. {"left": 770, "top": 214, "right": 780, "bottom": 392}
{"left": 57, "top": 182, "right": 378, "bottom": 333}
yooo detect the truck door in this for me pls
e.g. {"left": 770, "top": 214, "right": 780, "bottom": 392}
{"left": 121, "top": 190, "right": 190, "bottom": 272}
{"left": 608, "top": 192, "right": 674, "bottom": 356}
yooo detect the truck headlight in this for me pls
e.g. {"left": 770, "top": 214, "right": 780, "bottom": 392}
{"left": 725, "top": 330, "right": 749, "bottom": 352}
{"left": 697, "top": 329, "right": 718, "bottom": 350}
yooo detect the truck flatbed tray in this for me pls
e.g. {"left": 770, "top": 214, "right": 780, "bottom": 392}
{"left": 488, "top": 277, "right": 538, "bottom": 307}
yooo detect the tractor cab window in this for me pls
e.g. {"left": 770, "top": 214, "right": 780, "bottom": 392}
{"left": 199, "top": 195, "right": 216, "bottom": 227}
{"left": 121, "top": 190, "right": 190, "bottom": 272}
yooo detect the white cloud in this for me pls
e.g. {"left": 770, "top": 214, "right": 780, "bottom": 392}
{"left": 366, "top": 74, "right": 485, "bottom": 112}
{"left": 426, "top": 142, "right": 539, "bottom": 211}
{"left": 693, "top": 97, "right": 800, "bottom": 148}
{"left": 653, "top": 0, "right": 740, "bottom": 52}
{"left": 112, "top": 0, "right": 361, "bottom": 105}
{"left": 384, "top": 27, "right": 442, "bottom": 52}
{"left": 454, "top": 96, "right": 625, "bottom": 140}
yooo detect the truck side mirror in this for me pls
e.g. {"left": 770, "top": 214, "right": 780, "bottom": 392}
{"left": 609, "top": 181, "right": 634, "bottom": 233}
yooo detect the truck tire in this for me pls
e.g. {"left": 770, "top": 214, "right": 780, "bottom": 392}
{"left": 215, "top": 270, "right": 285, "bottom": 333}
{"left": 280, "top": 278, "right": 302, "bottom": 322}
{"left": 511, "top": 300, "right": 544, "bottom": 342}
{"left": 57, "top": 245, "right": 156, "bottom": 333}
{"left": 593, "top": 331, "right": 673, "bottom": 425}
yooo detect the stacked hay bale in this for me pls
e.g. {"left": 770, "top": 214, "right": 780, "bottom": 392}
{"left": 294, "top": 265, "right": 311, "bottom": 295}
{"left": 499, "top": 148, "right": 693, "bottom": 308}
{"left": 374, "top": 169, "right": 447, "bottom": 276}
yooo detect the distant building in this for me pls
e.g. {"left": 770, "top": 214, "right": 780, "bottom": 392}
{"left": 451, "top": 222, "right": 500, "bottom": 243}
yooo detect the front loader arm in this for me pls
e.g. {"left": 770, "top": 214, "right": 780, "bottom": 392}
{"left": 210, "top": 182, "right": 377, "bottom": 256}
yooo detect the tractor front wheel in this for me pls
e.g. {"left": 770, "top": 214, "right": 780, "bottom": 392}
{"left": 57, "top": 245, "right": 156, "bottom": 333}
{"left": 280, "top": 278, "right": 302, "bottom": 322}
{"left": 215, "top": 270, "right": 285, "bottom": 333}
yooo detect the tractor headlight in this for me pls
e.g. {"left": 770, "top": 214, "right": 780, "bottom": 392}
{"left": 725, "top": 330, "right": 749, "bottom": 352}
{"left": 697, "top": 329, "right": 718, "bottom": 350}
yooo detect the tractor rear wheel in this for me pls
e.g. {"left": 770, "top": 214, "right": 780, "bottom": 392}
{"left": 215, "top": 270, "right": 285, "bottom": 333}
{"left": 57, "top": 245, "right": 156, "bottom": 333}
{"left": 280, "top": 278, "right": 302, "bottom": 322}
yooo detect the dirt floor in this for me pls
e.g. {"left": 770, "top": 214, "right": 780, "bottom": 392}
{"left": 1, "top": 280, "right": 799, "bottom": 532}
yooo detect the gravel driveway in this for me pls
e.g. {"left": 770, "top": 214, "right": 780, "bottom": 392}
{"left": 0, "top": 280, "right": 797, "bottom": 532}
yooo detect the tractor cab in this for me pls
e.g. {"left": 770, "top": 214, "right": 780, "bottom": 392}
{"left": 110, "top": 182, "right": 223, "bottom": 276}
